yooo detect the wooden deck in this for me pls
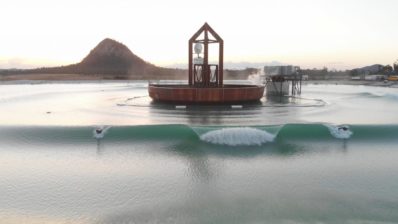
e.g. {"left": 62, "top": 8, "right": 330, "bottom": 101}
{"left": 148, "top": 84, "right": 265, "bottom": 103}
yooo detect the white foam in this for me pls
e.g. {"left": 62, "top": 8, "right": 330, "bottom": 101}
{"left": 200, "top": 127, "right": 276, "bottom": 146}
{"left": 93, "top": 126, "right": 111, "bottom": 139}
{"left": 231, "top": 105, "right": 243, "bottom": 109}
{"left": 325, "top": 124, "right": 353, "bottom": 139}
{"left": 175, "top": 105, "right": 187, "bottom": 109}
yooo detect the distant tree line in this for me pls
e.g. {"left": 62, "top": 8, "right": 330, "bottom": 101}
{"left": 301, "top": 67, "right": 350, "bottom": 80}
{"left": 300, "top": 59, "right": 398, "bottom": 80}
{"left": 350, "top": 62, "right": 398, "bottom": 77}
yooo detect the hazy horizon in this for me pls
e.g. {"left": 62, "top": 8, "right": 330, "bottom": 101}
{"left": 1, "top": 0, "right": 397, "bottom": 70}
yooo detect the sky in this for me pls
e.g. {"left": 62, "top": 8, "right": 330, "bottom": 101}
{"left": 0, "top": 0, "right": 397, "bottom": 70}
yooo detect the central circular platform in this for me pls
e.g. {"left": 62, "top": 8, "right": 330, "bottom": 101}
{"left": 149, "top": 84, "right": 265, "bottom": 103}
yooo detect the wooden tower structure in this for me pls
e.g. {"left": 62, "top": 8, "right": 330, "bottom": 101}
{"left": 188, "top": 23, "right": 223, "bottom": 87}
{"left": 148, "top": 23, "right": 265, "bottom": 104}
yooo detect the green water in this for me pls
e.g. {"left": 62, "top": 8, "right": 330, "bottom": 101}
{"left": 1, "top": 82, "right": 398, "bottom": 223}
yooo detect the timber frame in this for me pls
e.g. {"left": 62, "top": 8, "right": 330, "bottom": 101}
{"left": 188, "top": 23, "right": 224, "bottom": 87}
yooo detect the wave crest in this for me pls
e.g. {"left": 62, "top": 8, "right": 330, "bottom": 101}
{"left": 324, "top": 124, "right": 353, "bottom": 139}
{"left": 200, "top": 127, "right": 276, "bottom": 146}
{"left": 93, "top": 126, "right": 111, "bottom": 139}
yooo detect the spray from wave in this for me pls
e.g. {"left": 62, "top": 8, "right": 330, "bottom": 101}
{"left": 93, "top": 126, "right": 111, "bottom": 139}
{"left": 324, "top": 124, "right": 353, "bottom": 139}
{"left": 199, "top": 127, "right": 276, "bottom": 146}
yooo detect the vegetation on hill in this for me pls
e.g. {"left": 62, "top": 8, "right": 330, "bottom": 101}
{"left": 0, "top": 38, "right": 186, "bottom": 80}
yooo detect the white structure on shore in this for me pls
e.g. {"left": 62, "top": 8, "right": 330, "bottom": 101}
{"left": 264, "top": 65, "right": 301, "bottom": 96}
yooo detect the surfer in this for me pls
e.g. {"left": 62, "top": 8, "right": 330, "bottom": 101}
{"left": 93, "top": 126, "right": 110, "bottom": 140}
{"left": 94, "top": 127, "right": 104, "bottom": 140}
{"left": 325, "top": 124, "right": 353, "bottom": 141}
{"left": 335, "top": 125, "right": 352, "bottom": 151}
{"left": 337, "top": 125, "right": 349, "bottom": 131}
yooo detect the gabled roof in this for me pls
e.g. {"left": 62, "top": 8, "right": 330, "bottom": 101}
{"left": 189, "top": 23, "right": 223, "bottom": 43}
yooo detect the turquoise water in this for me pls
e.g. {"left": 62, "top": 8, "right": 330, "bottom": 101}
{"left": 1, "top": 81, "right": 398, "bottom": 223}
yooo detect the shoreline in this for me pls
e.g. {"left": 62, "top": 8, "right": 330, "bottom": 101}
{"left": 303, "top": 80, "right": 398, "bottom": 88}
{"left": 0, "top": 79, "right": 150, "bottom": 85}
{"left": 1, "top": 79, "right": 398, "bottom": 88}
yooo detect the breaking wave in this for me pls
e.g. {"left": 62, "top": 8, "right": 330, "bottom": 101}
{"left": 1, "top": 123, "right": 397, "bottom": 147}
{"left": 199, "top": 127, "right": 276, "bottom": 146}
{"left": 324, "top": 124, "right": 353, "bottom": 139}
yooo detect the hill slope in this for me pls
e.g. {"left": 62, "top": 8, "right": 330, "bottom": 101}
{"left": 1, "top": 38, "right": 186, "bottom": 79}
{"left": 76, "top": 38, "right": 156, "bottom": 76}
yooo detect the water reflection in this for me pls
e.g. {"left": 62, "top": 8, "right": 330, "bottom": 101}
{"left": 92, "top": 141, "right": 364, "bottom": 224}
{"left": 342, "top": 139, "right": 348, "bottom": 152}
{"left": 171, "top": 136, "right": 350, "bottom": 158}
{"left": 91, "top": 128, "right": 350, "bottom": 160}
{"left": 149, "top": 102, "right": 263, "bottom": 125}
{"left": 171, "top": 141, "right": 214, "bottom": 183}
{"left": 144, "top": 95, "right": 326, "bottom": 125}
{"left": 162, "top": 139, "right": 336, "bottom": 183}
{"left": 96, "top": 139, "right": 105, "bottom": 155}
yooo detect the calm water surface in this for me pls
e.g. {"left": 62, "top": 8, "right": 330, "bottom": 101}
{"left": 0, "top": 81, "right": 398, "bottom": 223}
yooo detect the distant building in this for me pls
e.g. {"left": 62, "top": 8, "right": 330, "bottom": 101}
{"left": 354, "top": 64, "right": 383, "bottom": 75}
{"left": 364, "top": 74, "right": 386, "bottom": 81}
{"left": 263, "top": 65, "right": 302, "bottom": 96}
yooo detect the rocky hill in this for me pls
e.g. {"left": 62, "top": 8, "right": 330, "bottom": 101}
{"left": 76, "top": 38, "right": 156, "bottom": 76}
{"left": 0, "top": 38, "right": 186, "bottom": 80}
